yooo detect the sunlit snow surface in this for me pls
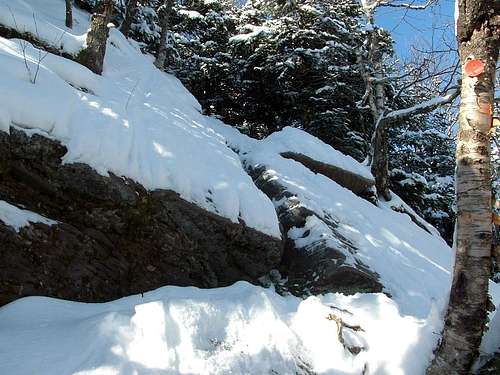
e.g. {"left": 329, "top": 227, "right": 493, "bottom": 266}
{"left": 0, "top": 283, "right": 459, "bottom": 375}
{"left": 0, "top": 200, "right": 56, "bottom": 231}
{"left": 0, "top": 0, "right": 280, "bottom": 238}
{"left": 0, "top": 1, "right": 499, "bottom": 374}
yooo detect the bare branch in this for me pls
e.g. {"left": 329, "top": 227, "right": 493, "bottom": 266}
{"left": 377, "top": 0, "right": 437, "bottom": 10}
{"left": 384, "top": 87, "right": 460, "bottom": 123}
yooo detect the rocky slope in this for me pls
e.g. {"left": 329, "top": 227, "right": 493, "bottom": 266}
{"left": 0, "top": 128, "right": 282, "bottom": 305}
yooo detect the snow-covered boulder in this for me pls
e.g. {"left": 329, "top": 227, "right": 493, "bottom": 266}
{"left": 0, "top": 128, "right": 282, "bottom": 306}
{"left": 237, "top": 129, "right": 382, "bottom": 297}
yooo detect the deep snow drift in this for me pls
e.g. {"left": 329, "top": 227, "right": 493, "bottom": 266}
{"left": 0, "top": 0, "right": 499, "bottom": 374}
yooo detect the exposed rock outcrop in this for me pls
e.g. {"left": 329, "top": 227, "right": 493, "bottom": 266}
{"left": 478, "top": 353, "right": 500, "bottom": 374}
{"left": 280, "top": 151, "right": 375, "bottom": 195}
{"left": 0, "top": 128, "right": 282, "bottom": 306}
{"left": 249, "top": 164, "right": 383, "bottom": 297}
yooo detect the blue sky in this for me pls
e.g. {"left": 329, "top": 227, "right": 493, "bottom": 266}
{"left": 377, "top": 0, "right": 456, "bottom": 60}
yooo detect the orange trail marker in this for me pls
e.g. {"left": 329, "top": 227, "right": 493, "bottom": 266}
{"left": 464, "top": 59, "right": 485, "bottom": 77}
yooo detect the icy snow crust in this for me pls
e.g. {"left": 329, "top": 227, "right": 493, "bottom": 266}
{"left": 0, "top": 0, "right": 280, "bottom": 238}
{"left": 0, "top": 200, "right": 57, "bottom": 231}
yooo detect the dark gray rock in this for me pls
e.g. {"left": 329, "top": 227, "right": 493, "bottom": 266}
{"left": 248, "top": 164, "right": 383, "bottom": 297}
{"left": 478, "top": 353, "right": 500, "bottom": 375}
{"left": 0, "top": 128, "right": 282, "bottom": 306}
{"left": 280, "top": 151, "right": 375, "bottom": 195}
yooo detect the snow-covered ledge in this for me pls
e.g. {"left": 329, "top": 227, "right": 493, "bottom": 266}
{"left": 0, "top": 200, "right": 57, "bottom": 232}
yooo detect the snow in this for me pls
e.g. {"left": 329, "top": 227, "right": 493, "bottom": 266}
{"left": 179, "top": 10, "right": 204, "bottom": 20}
{"left": 0, "top": 0, "right": 88, "bottom": 54}
{"left": 288, "top": 215, "right": 357, "bottom": 266}
{"left": 380, "top": 192, "right": 445, "bottom": 239}
{"left": 0, "top": 281, "right": 453, "bottom": 375}
{"left": 229, "top": 24, "right": 272, "bottom": 44}
{"left": 0, "top": 0, "right": 280, "bottom": 238}
{"left": 0, "top": 1, "right": 493, "bottom": 374}
{"left": 384, "top": 89, "right": 458, "bottom": 121}
{"left": 244, "top": 126, "right": 374, "bottom": 182}
{"left": 0, "top": 200, "right": 57, "bottom": 231}
{"left": 227, "top": 129, "right": 452, "bottom": 318}
{"left": 481, "top": 282, "right": 500, "bottom": 355}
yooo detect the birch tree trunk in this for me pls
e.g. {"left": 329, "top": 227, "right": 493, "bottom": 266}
{"left": 65, "top": 0, "right": 73, "bottom": 29}
{"left": 427, "top": 1, "right": 499, "bottom": 373}
{"left": 120, "top": 0, "right": 139, "bottom": 37}
{"left": 154, "top": 0, "right": 175, "bottom": 69}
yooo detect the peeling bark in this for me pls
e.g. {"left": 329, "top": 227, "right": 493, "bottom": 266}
{"left": 427, "top": 1, "right": 499, "bottom": 373}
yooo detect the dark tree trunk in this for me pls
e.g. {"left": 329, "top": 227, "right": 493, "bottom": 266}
{"left": 77, "top": 2, "right": 114, "bottom": 75}
{"left": 65, "top": 0, "right": 73, "bottom": 29}
{"left": 154, "top": 0, "right": 175, "bottom": 69}
{"left": 120, "top": 0, "right": 139, "bottom": 37}
{"left": 427, "top": 1, "right": 499, "bottom": 374}
{"left": 369, "top": 89, "right": 460, "bottom": 201}
{"left": 370, "top": 120, "right": 391, "bottom": 201}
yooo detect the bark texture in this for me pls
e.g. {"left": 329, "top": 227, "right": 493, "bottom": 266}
{"left": 154, "top": 0, "right": 175, "bottom": 69}
{"left": 370, "top": 122, "right": 391, "bottom": 200}
{"left": 77, "top": 13, "right": 109, "bottom": 75}
{"left": 120, "top": 0, "right": 139, "bottom": 37}
{"left": 65, "top": 0, "right": 73, "bottom": 29}
{"left": 427, "top": 1, "right": 499, "bottom": 373}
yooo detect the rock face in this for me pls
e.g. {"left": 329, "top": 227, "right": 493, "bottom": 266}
{"left": 280, "top": 151, "right": 375, "bottom": 195}
{"left": 0, "top": 128, "right": 282, "bottom": 306}
{"left": 478, "top": 353, "right": 500, "bottom": 375}
{"left": 249, "top": 164, "right": 383, "bottom": 297}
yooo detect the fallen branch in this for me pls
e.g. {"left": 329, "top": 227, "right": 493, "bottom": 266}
{"left": 326, "top": 312, "right": 365, "bottom": 355}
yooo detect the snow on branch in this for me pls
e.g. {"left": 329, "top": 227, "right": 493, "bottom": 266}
{"left": 383, "top": 87, "right": 460, "bottom": 123}
{"left": 377, "top": 0, "right": 437, "bottom": 10}
{"left": 361, "top": 0, "right": 436, "bottom": 12}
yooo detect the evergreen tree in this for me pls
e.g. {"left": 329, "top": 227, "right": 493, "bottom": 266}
{"left": 227, "top": 0, "right": 372, "bottom": 159}
{"left": 389, "top": 109, "right": 456, "bottom": 244}
{"left": 387, "top": 58, "right": 458, "bottom": 243}
{"left": 166, "top": 0, "right": 238, "bottom": 117}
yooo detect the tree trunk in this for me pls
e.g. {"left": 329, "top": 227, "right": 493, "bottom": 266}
{"left": 120, "top": 0, "right": 139, "bottom": 37}
{"left": 154, "top": 0, "right": 175, "bottom": 69}
{"left": 427, "top": 1, "right": 499, "bottom": 373}
{"left": 365, "top": 25, "right": 391, "bottom": 200}
{"left": 77, "top": 4, "right": 112, "bottom": 75}
{"left": 493, "top": 222, "right": 500, "bottom": 277}
{"left": 370, "top": 119, "right": 391, "bottom": 201}
{"left": 65, "top": 0, "right": 73, "bottom": 29}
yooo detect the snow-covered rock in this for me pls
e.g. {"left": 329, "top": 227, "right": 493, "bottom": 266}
{"left": 0, "top": 0, "right": 280, "bottom": 238}
{"left": 1, "top": 1, "right": 497, "bottom": 374}
{"left": 0, "top": 281, "right": 458, "bottom": 375}
{"left": 0, "top": 128, "right": 282, "bottom": 306}
{"left": 0, "top": 200, "right": 56, "bottom": 231}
